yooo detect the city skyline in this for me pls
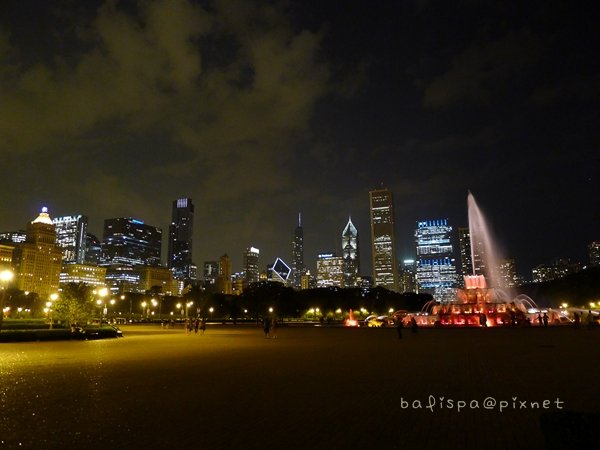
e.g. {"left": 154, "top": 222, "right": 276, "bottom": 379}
{"left": 0, "top": 1, "right": 597, "bottom": 278}
{"left": 1, "top": 196, "right": 594, "bottom": 282}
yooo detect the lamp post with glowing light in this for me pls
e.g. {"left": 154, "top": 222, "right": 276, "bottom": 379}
{"left": 150, "top": 298, "right": 158, "bottom": 321}
{"left": 122, "top": 294, "right": 132, "bottom": 320}
{"left": 109, "top": 299, "right": 116, "bottom": 322}
{"left": 96, "top": 287, "right": 108, "bottom": 324}
{"left": 47, "top": 293, "right": 58, "bottom": 329}
{"left": 0, "top": 269, "right": 15, "bottom": 331}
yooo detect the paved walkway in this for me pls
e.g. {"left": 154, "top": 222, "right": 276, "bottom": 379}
{"left": 0, "top": 325, "right": 598, "bottom": 449}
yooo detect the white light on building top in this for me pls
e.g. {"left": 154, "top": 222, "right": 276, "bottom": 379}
{"left": 32, "top": 207, "right": 53, "bottom": 225}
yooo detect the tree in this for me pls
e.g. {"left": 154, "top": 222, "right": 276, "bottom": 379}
{"left": 54, "top": 283, "right": 95, "bottom": 327}
{"left": 183, "top": 284, "right": 212, "bottom": 316}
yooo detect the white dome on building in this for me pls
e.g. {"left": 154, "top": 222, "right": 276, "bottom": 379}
{"left": 32, "top": 206, "right": 53, "bottom": 225}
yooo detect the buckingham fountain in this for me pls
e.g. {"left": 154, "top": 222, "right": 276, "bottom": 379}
{"left": 403, "top": 192, "right": 561, "bottom": 327}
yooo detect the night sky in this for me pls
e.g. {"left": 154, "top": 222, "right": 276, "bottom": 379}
{"left": 0, "top": 0, "right": 597, "bottom": 278}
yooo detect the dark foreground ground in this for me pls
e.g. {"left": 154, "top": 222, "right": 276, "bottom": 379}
{"left": 0, "top": 324, "right": 598, "bottom": 450}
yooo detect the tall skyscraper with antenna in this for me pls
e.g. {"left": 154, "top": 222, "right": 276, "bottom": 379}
{"left": 168, "top": 198, "right": 196, "bottom": 282}
{"left": 291, "top": 213, "right": 305, "bottom": 289}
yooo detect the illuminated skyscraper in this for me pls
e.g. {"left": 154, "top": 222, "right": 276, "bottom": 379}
{"left": 458, "top": 227, "right": 473, "bottom": 279}
{"left": 102, "top": 218, "right": 162, "bottom": 267}
{"left": 0, "top": 244, "right": 14, "bottom": 271}
{"left": 458, "top": 226, "right": 491, "bottom": 283}
{"left": 0, "top": 231, "right": 26, "bottom": 244}
{"left": 316, "top": 253, "right": 344, "bottom": 287}
{"left": 216, "top": 254, "right": 232, "bottom": 294}
{"left": 369, "top": 187, "right": 398, "bottom": 291}
{"left": 203, "top": 261, "right": 218, "bottom": 286}
{"left": 84, "top": 233, "right": 102, "bottom": 265}
{"left": 12, "top": 207, "right": 62, "bottom": 298}
{"left": 415, "top": 219, "right": 458, "bottom": 302}
{"left": 244, "top": 246, "right": 260, "bottom": 284}
{"left": 341, "top": 217, "right": 359, "bottom": 287}
{"left": 168, "top": 198, "right": 196, "bottom": 281}
{"left": 53, "top": 215, "right": 88, "bottom": 264}
{"left": 589, "top": 241, "right": 600, "bottom": 267}
{"left": 291, "top": 213, "right": 306, "bottom": 288}
{"left": 497, "top": 258, "right": 519, "bottom": 288}
{"left": 59, "top": 264, "right": 106, "bottom": 288}
{"left": 399, "top": 259, "right": 417, "bottom": 293}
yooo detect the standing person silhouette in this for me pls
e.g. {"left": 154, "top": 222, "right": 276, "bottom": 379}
{"left": 587, "top": 310, "right": 595, "bottom": 330}
{"left": 396, "top": 318, "right": 404, "bottom": 339}
{"left": 410, "top": 317, "right": 418, "bottom": 334}
{"left": 270, "top": 318, "right": 278, "bottom": 338}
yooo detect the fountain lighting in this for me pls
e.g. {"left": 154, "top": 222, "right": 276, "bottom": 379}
{"left": 405, "top": 192, "right": 562, "bottom": 328}
{"left": 344, "top": 309, "right": 359, "bottom": 327}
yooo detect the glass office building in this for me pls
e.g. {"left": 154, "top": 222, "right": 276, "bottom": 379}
{"left": 415, "top": 219, "right": 458, "bottom": 302}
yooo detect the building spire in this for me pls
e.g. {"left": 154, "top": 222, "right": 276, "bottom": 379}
{"left": 298, "top": 212, "right": 302, "bottom": 227}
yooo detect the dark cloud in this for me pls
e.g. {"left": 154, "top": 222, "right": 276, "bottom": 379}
{"left": 423, "top": 29, "right": 544, "bottom": 109}
{"left": 0, "top": 0, "right": 597, "bottom": 276}
{"left": 0, "top": 0, "right": 335, "bottom": 269}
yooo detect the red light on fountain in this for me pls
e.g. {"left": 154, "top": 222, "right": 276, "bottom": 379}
{"left": 344, "top": 309, "right": 359, "bottom": 327}
{"left": 464, "top": 275, "right": 487, "bottom": 290}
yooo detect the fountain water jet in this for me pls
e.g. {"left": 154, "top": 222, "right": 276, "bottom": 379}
{"left": 344, "top": 309, "right": 359, "bottom": 327}
{"left": 467, "top": 191, "right": 502, "bottom": 287}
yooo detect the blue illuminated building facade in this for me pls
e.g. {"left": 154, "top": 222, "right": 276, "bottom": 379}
{"left": 102, "top": 218, "right": 162, "bottom": 266}
{"left": 415, "top": 219, "right": 458, "bottom": 302}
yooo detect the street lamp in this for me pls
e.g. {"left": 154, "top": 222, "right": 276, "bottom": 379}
{"left": 121, "top": 294, "right": 132, "bottom": 320}
{"left": 141, "top": 301, "right": 147, "bottom": 318}
{"left": 96, "top": 288, "right": 108, "bottom": 324}
{"left": 0, "top": 269, "right": 14, "bottom": 331}
{"left": 151, "top": 298, "right": 161, "bottom": 321}
{"left": 109, "top": 299, "right": 116, "bottom": 321}
{"left": 209, "top": 306, "right": 214, "bottom": 321}
{"left": 48, "top": 293, "right": 58, "bottom": 329}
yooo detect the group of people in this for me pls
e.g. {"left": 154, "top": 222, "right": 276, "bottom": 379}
{"left": 185, "top": 317, "right": 206, "bottom": 335}
{"left": 263, "top": 317, "right": 278, "bottom": 338}
{"left": 536, "top": 313, "right": 550, "bottom": 327}
{"left": 396, "top": 316, "right": 418, "bottom": 339}
{"left": 572, "top": 311, "right": 596, "bottom": 329}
